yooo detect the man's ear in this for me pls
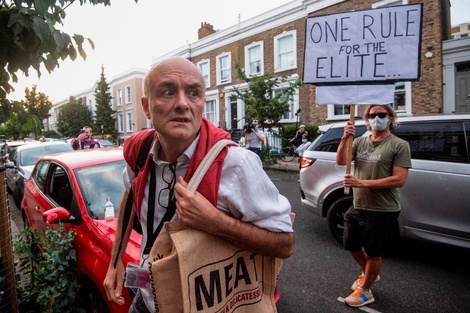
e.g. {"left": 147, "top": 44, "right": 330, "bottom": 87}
{"left": 141, "top": 97, "right": 151, "bottom": 119}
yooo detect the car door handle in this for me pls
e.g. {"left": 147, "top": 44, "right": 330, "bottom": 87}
{"left": 35, "top": 206, "right": 41, "bottom": 213}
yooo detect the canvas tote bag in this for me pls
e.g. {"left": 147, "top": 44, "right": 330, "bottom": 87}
{"left": 148, "top": 139, "right": 289, "bottom": 313}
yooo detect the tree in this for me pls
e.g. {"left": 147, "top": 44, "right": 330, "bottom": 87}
{"left": 1, "top": 100, "right": 42, "bottom": 140}
{"left": 93, "top": 65, "right": 117, "bottom": 140}
{"left": 0, "top": 0, "right": 139, "bottom": 122}
{"left": 57, "top": 96, "right": 93, "bottom": 138}
{"left": 232, "top": 63, "right": 302, "bottom": 131}
{"left": 20, "top": 85, "right": 52, "bottom": 127}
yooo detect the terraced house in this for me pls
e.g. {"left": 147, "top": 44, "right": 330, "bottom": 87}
{"left": 47, "top": 0, "right": 470, "bottom": 144}
{"left": 150, "top": 0, "right": 467, "bottom": 132}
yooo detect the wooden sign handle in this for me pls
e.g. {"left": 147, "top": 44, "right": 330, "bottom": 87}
{"left": 344, "top": 104, "right": 355, "bottom": 195}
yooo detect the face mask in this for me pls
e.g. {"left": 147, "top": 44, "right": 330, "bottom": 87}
{"left": 302, "top": 139, "right": 307, "bottom": 143}
{"left": 368, "top": 116, "right": 389, "bottom": 131}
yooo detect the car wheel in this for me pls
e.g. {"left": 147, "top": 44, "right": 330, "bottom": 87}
{"left": 13, "top": 185, "right": 23, "bottom": 210}
{"left": 326, "top": 196, "right": 353, "bottom": 245}
{"left": 79, "top": 278, "right": 111, "bottom": 313}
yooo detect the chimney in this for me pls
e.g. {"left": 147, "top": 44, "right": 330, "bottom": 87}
{"left": 198, "top": 22, "right": 216, "bottom": 40}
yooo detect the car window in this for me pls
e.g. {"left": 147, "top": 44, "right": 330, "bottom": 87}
{"left": 394, "top": 121, "right": 470, "bottom": 164}
{"left": 75, "top": 160, "right": 126, "bottom": 220}
{"left": 32, "top": 161, "right": 51, "bottom": 191}
{"left": 21, "top": 144, "right": 73, "bottom": 166}
{"left": 309, "top": 125, "right": 367, "bottom": 152}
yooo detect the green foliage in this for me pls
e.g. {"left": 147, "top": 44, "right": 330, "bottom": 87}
{"left": 14, "top": 223, "right": 84, "bottom": 313}
{"left": 0, "top": 0, "right": 139, "bottom": 122}
{"left": 21, "top": 85, "right": 52, "bottom": 125}
{"left": 232, "top": 62, "right": 302, "bottom": 131}
{"left": 281, "top": 124, "right": 319, "bottom": 148}
{"left": 41, "top": 129, "right": 61, "bottom": 138}
{"left": 56, "top": 96, "right": 93, "bottom": 137}
{"left": 0, "top": 100, "right": 42, "bottom": 139}
{"left": 93, "top": 65, "right": 117, "bottom": 140}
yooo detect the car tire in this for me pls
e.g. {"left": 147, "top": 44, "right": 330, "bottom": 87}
{"left": 326, "top": 196, "right": 353, "bottom": 245}
{"left": 79, "top": 278, "right": 111, "bottom": 313}
{"left": 13, "top": 185, "right": 22, "bottom": 210}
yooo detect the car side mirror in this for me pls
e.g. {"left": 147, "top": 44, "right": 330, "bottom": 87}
{"left": 5, "top": 161, "right": 15, "bottom": 169}
{"left": 43, "top": 207, "right": 75, "bottom": 224}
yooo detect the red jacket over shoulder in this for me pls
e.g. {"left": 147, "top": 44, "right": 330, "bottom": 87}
{"left": 123, "top": 117, "right": 234, "bottom": 218}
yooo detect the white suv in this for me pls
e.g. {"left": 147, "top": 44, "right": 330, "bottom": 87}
{"left": 299, "top": 114, "right": 470, "bottom": 250}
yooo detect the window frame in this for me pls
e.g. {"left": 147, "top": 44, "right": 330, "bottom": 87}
{"left": 245, "top": 41, "right": 264, "bottom": 77}
{"left": 216, "top": 52, "right": 232, "bottom": 85}
{"left": 125, "top": 85, "right": 132, "bottom": 104}
{"left": 274, "top": 30, "right": 297, "bottom": 73}
{"left": 126, "top": 109, "right": 133, "bottom": 132}
{"left": 116, "top": 89, "right": 123, "bottom": 107}
{"left": 197, "top": 59, "right": 211, "bottom": 88}
{"left": 117, "top": 111, "right": 124, "bottom": 133}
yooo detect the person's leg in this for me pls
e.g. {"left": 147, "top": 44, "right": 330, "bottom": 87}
{"left": 362, "top": 255, "right": 382, "bottom": 291}
{"left": 350, "top": 248, "right": 367, "bottom": 273}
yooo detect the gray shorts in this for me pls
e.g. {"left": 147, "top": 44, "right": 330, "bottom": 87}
{"left": 343, "top": 206, "right": 399, "bottom": 257}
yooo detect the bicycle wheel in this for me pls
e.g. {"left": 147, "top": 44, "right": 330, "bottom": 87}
{"left": 280, "top": 147, "right": 295, "bottom": 162}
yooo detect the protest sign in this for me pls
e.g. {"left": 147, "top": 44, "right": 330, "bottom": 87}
{"left": 303, "top": 4, "right": 422, "bottom": 85}
{"left": 303, "top": 4, "right": 422, "bottom": 194}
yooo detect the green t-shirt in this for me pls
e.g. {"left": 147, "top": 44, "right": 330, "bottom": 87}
{"left": 352, "top": 134, "right": 412, "bottom": 212}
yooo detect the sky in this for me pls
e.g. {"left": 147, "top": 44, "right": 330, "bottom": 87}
{"left": 8, "top": 0, "right": 470, "bottom": 103}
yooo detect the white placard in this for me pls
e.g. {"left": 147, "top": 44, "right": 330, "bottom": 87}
{"left": 316, "top": 84, "right": 396, "bottom": 105}
{"left": 303, "top": 4, "right": 422, "bottom": 84}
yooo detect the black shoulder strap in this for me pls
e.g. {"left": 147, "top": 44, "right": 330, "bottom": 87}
{"left": 113, "top": 130, "right": 156, "bottom": 268}
{"left": 135, "top": 130, "right": 156, "bottom": 174}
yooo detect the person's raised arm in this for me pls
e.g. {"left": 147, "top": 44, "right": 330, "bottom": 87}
{"left": 336, "top": 121, "right": 355, "bottom": 165}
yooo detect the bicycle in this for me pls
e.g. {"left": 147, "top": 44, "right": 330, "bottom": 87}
{"left": 279, "top": 145, "right": 297, "bottom": 162}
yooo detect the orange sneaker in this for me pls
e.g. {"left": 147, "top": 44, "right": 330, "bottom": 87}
{"left": 344, "top": 288, "right": 375, "bottom": 307}
{"left": 351, "top": 274, "right": 380, "bottom": 290}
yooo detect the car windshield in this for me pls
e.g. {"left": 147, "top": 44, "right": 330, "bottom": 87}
{"left": 20, "top": 144, "right": 73, "bottom": 166}
{"left": 75, "top": 160, "right": 126, "bottom": 220}
{"left": 98, "top": 139, "right": 115, "bottom": 147}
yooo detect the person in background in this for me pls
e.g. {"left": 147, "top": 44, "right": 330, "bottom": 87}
{"left": 294, "top": 133, "right": 311, "bottom": 158}
{"left": 290, "top": 124, "right": 307, "bottom": 149}
{"left": 336, "top": 104, "right": 411, "bottom": 307}
{"left": 71, "top": 126, "right": 101, "bottom": 150}
{"left": 103, "top": 57, "right": 294, "bottom": 313}
{"left": 243, "top": 119, "right": 265, "bottom": 158}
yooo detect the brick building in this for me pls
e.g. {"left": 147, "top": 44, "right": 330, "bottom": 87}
{"left": 152, "top": 0, "right": 455, "bottom": 131}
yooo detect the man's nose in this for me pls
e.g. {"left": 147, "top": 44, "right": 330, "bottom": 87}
{"left": 174, "top": 91, "right": 190, "bottom": 110}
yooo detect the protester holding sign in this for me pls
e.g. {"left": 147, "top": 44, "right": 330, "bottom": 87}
{"left": 336, "top": 104, "right": 411, "bottom": 307}
{"left": 103, "top": 57, "right": 294, "bottom": 313}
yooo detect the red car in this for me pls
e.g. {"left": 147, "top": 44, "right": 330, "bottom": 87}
{"left": 21, "top": 148, "right": 142, "bottom": 313}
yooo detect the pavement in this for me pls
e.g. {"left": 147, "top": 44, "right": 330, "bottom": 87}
{"left": 265, "top": 157, "right": 300, "bottom": 172}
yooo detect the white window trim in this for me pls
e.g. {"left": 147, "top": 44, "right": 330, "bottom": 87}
{"left": 274, "top": 30, "right": 297, "bottom": 73}
{"left": 372, "top": 0, "right": 407, "bottom": 8}
{"left": 216, "top": 52, "right": 232, "bottom": 85}
{"left": 244, "top": 41, "right": 265, "bottom": 77}
{"left": 117, "top": 89, "right": 123, "bottom": 106}
{"left": 204, "top": 90, "right": 220, "bottom": 127}
{"left": 125, "top": 85, "right": 132, "bottom": 104}
{"left": 117, "top": 111, "right": 124, "bottom": 133}
{"left": 276, "top": 82, "right": 300, "bottom": 123}
{"left": 125, "top": 109, "right": 133, "bottom": 132}
{"left": 197, "top": 59, "right": 211, "bottom": 88}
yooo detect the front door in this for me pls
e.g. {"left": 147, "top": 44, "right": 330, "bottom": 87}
{"left": 455, "top": 63, "right": 470, "bottom": 113}
{"left": 230, "top": 96, "right": 238, "bottom": 130}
